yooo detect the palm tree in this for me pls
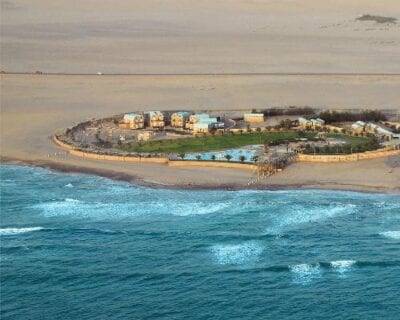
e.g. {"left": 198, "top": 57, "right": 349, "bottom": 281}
{"left": 239, "top": 155, "right": 246, "bottom": 163}
{"left": 225, "top": 154, "right": 232, "bottom": 161}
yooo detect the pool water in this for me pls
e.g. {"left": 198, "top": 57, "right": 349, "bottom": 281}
{"left": 185, "top": 145, "right": 262, "bottom": 163}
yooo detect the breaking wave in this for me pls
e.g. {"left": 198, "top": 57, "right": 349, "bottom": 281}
{"left": 289, "top": 263, "right": 322, "bottom": 284}
{"left": 330, "top": 260, "right": 356, "bottom": 276}
{"left": 210, "top": 241, "right": 264, "bottom": 265}
{"left": 32, "top": 197, "right": 230, "bottom": 219}
{"left": 266, "top": 203, "right": 357, "bottom": 235}
{"left": 0, "top": 227, "right": 45, "bottom": 236}
{"left": 380, "top": 231, "right": 400, "bottom": 239}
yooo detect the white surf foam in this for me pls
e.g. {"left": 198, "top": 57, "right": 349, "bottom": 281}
{"left": 64, "top": 198, "right": 80, "bottom": 203}
{"left": 266, "top": 204, "right": 356, "bottom": 235}
{"left": 0, "top": 227, "right": 44, "bottom": 236}
{"left": 65, "top": 183, "right": 74, "bottom": 188}
{"left": 380, "top": 231, "right": 400, "bottom": 239}
{"left": 330, "top": 260, "right": 356, "bottom": 276}
{"left": 210, "top": 241, "right": 264, "bottom": 265}
{"left": 290, "top": 263, "right": 321, "bottom": 284}
{"left": 172, "top": 202, "right": 230, "bottom": 216}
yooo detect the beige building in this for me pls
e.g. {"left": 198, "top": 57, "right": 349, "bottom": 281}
{"left": 298, "top": 117, "right": 325, "bottom": 129}
{"left": 171, "top": 112, "right": 191, "bottom": 128}
{"left": 244, "top": 113, "right": 265, "bottom": 123}
{"left": 186, "top": 114, "right": 217, "bottom": 130}
{"left": 326, "top": 125, "right": 344, "bottom": 133}
{"left": 192, "top": 122, "right": 212, "bottom": 134}
{"left": 351, "top": 121, "right": 366, "bottom": 134}
{"left": 146, "top": 111, "right": 165, "bottom": 129}
{"left": 123, "top": 113, "right": 145, "bottom": 129}
{"left": 137, "top": 130, "right": 166, "bottom": 142}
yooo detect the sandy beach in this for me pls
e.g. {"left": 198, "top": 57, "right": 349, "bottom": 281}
{"left": 1, "top": 75, "right": 399, "bottom": 193}
{"left": 1, "top": 0, "right": 400, "bottom": 193}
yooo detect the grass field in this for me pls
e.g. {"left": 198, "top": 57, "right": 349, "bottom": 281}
{"left": 304, "top": 134, "right": 379, "bottom": 154}
{"left": 121, "top": 131, "right": 315, "bottom": 154}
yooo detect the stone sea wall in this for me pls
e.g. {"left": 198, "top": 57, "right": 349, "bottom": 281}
{"left": 53, "top": 135, "right": 399, "bottom": 169}
{"left": 297, "top": 148, "right": 400, "bottom": 162}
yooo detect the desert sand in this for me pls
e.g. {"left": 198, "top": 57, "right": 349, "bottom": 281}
{"left": 1, "top": 0, "right": 400, "bottom": 74}
{"left": 1, "top": 0, "right": 400, "bottom": 192}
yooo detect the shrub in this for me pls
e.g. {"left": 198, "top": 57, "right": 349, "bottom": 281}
{"left": 318, "top": 110, "right": 387, "bottom": 124}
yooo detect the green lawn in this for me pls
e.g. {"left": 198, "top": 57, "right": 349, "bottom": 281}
{"left": 327, "top": 134, "right": 370, "bottom": 147}
{"left": 304, "top": 134, "right": 380, "bottom": 154}
{"left": 121, "top": 131, "right": 315, "bottom": 154}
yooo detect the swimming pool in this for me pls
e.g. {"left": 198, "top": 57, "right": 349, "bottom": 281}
{"left": 184, "top": 145, "right": 262, "bottom": 163}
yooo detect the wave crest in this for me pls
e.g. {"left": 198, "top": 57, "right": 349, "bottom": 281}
{"left": 380, "top": 231, "right": 400, "bottom": 239}
{"left": 0, "top": 227, "right": 45, "bottom": 236}
{"left": 290, "top": 263, "right": 321, "bottom": 284}
{"left": 330, "top": 260, "right": 356, "bottom": 276}
{"left": 210, "top": 241, "right": 263, "bottom": 265}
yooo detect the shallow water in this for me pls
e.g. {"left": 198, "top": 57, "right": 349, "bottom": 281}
{"left": 1, "top": 164, "right": 400, "bottom": 319}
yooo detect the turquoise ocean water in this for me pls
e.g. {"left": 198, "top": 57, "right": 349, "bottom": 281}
{"left": 1, "top": 164, "right": 399, "bottom": 319}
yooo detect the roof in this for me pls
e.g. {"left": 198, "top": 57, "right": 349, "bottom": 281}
{"left": 353, "top": 121, "right": 366, "bottom": 126}
{"left": 298, "top": 117, "right": 311, "bottom": 123}
{"left": 193, "top": 122, "right": 211, "bottom": 129}
{"left": 124, "top": 113, "right": 142, "bottom": 120}
{"left": 147, "top": 111, "right": 163, "bottom": 116}
{"left": 192, "top": 113, "right": 213, "bottom": 119}
{"left": 311, "top": 118, "right": 325, "bottom": 124}
{"left": 244, "top": 113, "right": 264, "bottom": 117}
{"left": 173, "top": 111, "right": 191, "bottom": 117}
{"left": 199, "top": 118, "right": 218, "bottom": 124}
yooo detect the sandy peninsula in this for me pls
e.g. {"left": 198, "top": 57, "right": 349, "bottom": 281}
{"left": 1, "top": 74, "right": 399, "bottom": 193}
{"left": 1, "top": 0, "right": 400, "bottom": 193}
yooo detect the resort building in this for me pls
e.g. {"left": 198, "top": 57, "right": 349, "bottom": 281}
{"left": 146, "top": 111, "right": 165, "bottom": 130}
{"left": 365, "top": 123, "right": 393, "bottom": 140}
{"left": 123, "top": 113, "right": 145, "bottom": 129}
{"left": 298, "top": 117, "right": 312, "bottom": 128}
{"left": 193, "top": 122, "right": 212, "bottom": 134}
{"left": 351, "top": 121, "right": 366, "bottom": 133}
{"left": 311, "top": 118, "right": 325, "bottom": 128}
{"left": 186, "top": 114, "right": 216, "bottom": 130}
{"left": 325, "top": 125, "right": 344, "bottom": 133}
{"left": 298, "top": 117, "right": 325, "bottom": 129}
{"left": 187, "top": 113, "right": 224, "bottom": 134}
{"left": 244, "top": 113, "right": 265, "bottom": 123}
{"left": 171, "top": 112, "right": 191, "bottom": 128}
{"left": 383, "top": 121, "right": 400, "bottom": 131}
{"left": 137, "top": 130, "right": 166, "bottom": 142}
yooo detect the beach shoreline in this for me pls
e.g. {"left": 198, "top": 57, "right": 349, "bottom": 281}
{"left": 2, "top": 156, "right": 399, "bottom": 195}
